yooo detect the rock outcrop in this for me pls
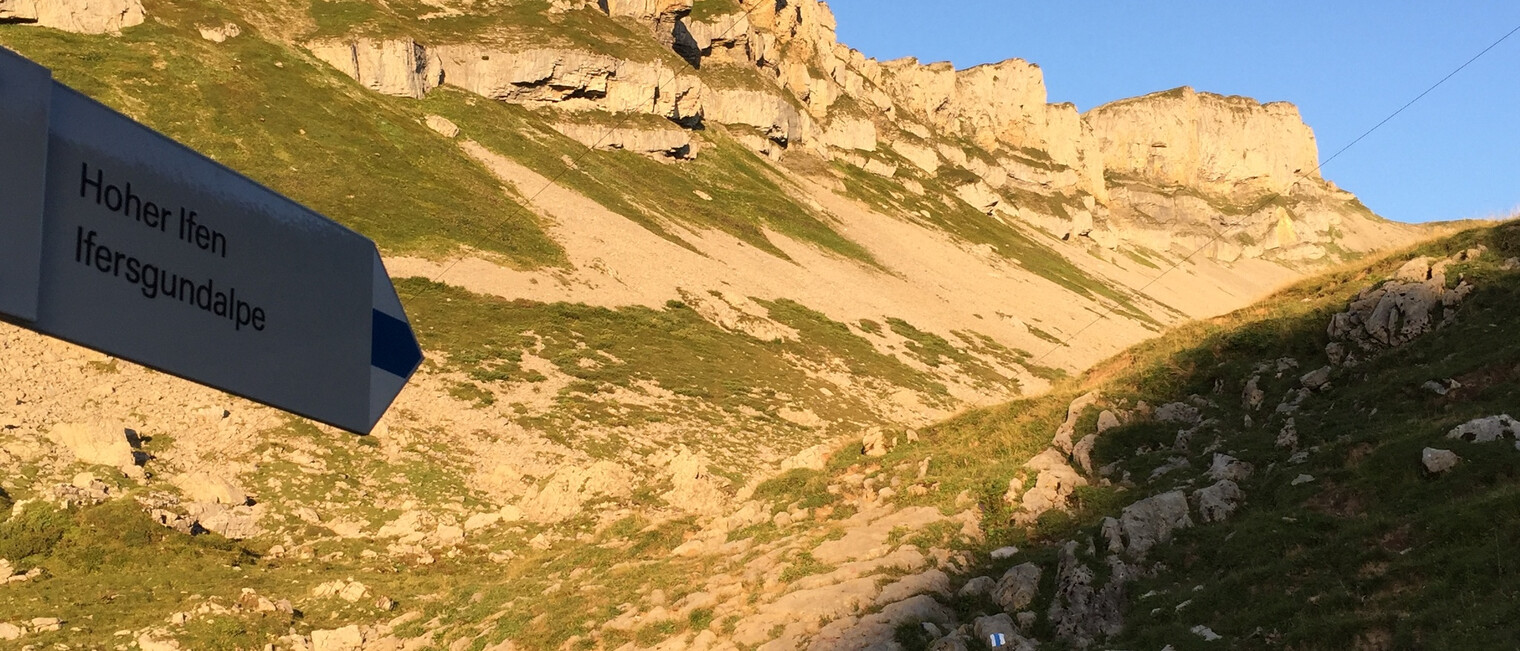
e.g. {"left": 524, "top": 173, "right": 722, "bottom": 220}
{"left": 0, "top": 0, "right": 144, "bottom": 34}
{"left": 307, "top": 38, "right": 442, "bottom": 99}
{"left": 1327, "top": 254, "right": 1474, "bottom": 363}
{"left": 1088, "top": 87, "right": 1319, "bottom": 197}
{"left": 553, "top": 119, "right": 695, "bottom": 159}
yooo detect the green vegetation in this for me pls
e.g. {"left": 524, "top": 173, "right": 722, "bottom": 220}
{"left": 779, "top": 550, "right": 834, "bottom": 582}
{"left": 421, "top": 88, "right": 878, "bottom": 265}
{"left": 689, "top": 0, "right": 744, "bottom": 21}
{"left": 824, "top": 156, "right": 1161, "bottom": 326}
{"left": 396, "top": 280, "right": 959, "bottom": 459}
{"left": 855, "top": 221, "right": 1520, "bottom": 647}
{"left": 753, "top": 469, "right": 838, "bottom": 513}
{"left": 0, "top": 12, "right": 564, "bottom": 266}
{"left": 309, "top": 0, "right": 687, "bottom": 65}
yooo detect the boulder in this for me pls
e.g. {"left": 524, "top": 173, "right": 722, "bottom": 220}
{"left": 0, "top": 622, "right": 20, "bottom": 640}
{"left": 188, "top": 502, "right": 263, "bottom": 539}
{"left": 174, "top": 472, "right": 248, "bottom": 506}
{"left": 1446, "top": 415, "right": 1520, "bottom": 443}
{"left": 1299, "top": 365, "right": 1332, "bottom": 390}
{"left": 1018, "top": 449, "right": 1088, "bottom": 520}
{"left": 989, "top": 546, "right": 1020, "bottom": 560}
{"left": 957, "top": 575, "right": 995, "bottom": 598}
{"left": 424, "top": 115, "right": 460, "bottom": 138}
{"left": 1192, "top": 480, "right": 1243, "bottom": 523}
{"left": 991, "top": 562, "right": 1042, "bottom": 612}
{"left": 861, "top": 429, "right": 891, "bottom": 457}
{"left": 1047, "top": 541, "right": 1129, "bottom": 648}
{"left": 1071, "top": 434, "right": 1099, "bottom": 475}
{"left": 1421, "top": 448, "right": 1459, "bottom": 474}
{"left": 310, "top": 625, "right": 364, "bottom": 651}
{"left": 197, "top": 22, "right": 240, "bottom": 43}
{"left": 1096, "top": 410, "right": 1122, "bottom": 433}
{"left": 1117, "top": 491, "right": 1192, "bottom": 557}
{"left": 972, "top": 613, "right": 1035, "bottom": 651}
{"left": 1155, "top": 402, "right": 1202, "bottom": 424}
{"left": 49, "top": 422, "right": 138, "bottom": 468}
{"left": 1205, "top": 453, "right": 1253, "bottom": 482}
{"left": 1051, "top": 391, "right": 1100, "bottom": 452}
{"left": 1242, "top": 375, "right": 1265, "bottom": 410}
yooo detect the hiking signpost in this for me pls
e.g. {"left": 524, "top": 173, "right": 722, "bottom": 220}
{"left": 0, "top": 48, "right": 422, "bottom": 434}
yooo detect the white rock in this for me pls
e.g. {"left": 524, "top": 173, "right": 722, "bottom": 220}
{"left": 0, "top": 0, "right": 145, "bottom": 34}
{"left": 1018, "top": 449, "right": 1088, "bottom": 520}
{"left": 0, "top": 622, "right": 19, "bottom": 640}
{"left": 1191, "top": 624, "right": 1223, "bottom": 641}
{"left": 991, "top": 563, "right": 1042, "bottom": 612}
{"left": 1206, "top": 453, "right": 1253, "bottom": 482}
{"left": 136, "top": 634, "right": 182, "bottom": 650}
{"left": 175, "top": 472, "right": 248, "bottom": 506}
{"left": 307, "top": 38, "right": 442, "bottom": 99}
{"left": 989, "top": 546, "right": 1020, "bottom": 560}
{"left": 1447, "top": 415, "right": 1520, "bottom": 443}
{"left": 463, "top": 512, "right": 501, "bottom": 532}
{"left": 972, "top": 613, "right": 1034, "bottom": 650}
{"left": 861, "top": 429, "right": 891, "bottom": 457}
{"left": 1421, "top": 448, "right": 1459, "bottom": 474}
{"left": 337, "top": 582, "right": 370, "bottom": 603}
{"left": 1051, "top": 391, "right": 1100, "bottom": 452}
{"left": 1096, "top": 409, "right": 1122, "bottom": 433}
{"left": 310, "top": 625, "right": 364, "bottom": 651}
{"left": 1118, "top": 491, "right": 1193, "bottom": 557}
{"left": 424, "top": 115, "right": 460, "bottom": 138}
{"left": 49, "top": 421, "right": 138, "bottom": 467}
{"left": 1192, "top": 480, "right": 1243, "bottom": 523}
{"left": 1155, "top": 402, "right": 1201, "bottom": 424}
{"left": 197, "top": 22, "right": 240, "bottom": 43}
{"left": 1291, "top": 474, "right": 1315, "bottom": 486}
{"left": 1299, "top": 365, "right": 1332, "bottom": 390}
{"left": 552, "top": 120, "right": 695, "bottom": 159}
{"left": 957, "top": 576, "right": 995, "bottom": 598}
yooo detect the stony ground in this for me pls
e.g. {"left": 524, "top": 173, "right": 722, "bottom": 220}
{"left": 4, "top": 224, "right": 1517, "bottom": 650}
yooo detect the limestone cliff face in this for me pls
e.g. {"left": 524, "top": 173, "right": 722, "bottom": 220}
{"left": 289, "top": 0, "right": 1403, "bottom": 264}
{"left": 0, "top": 0, "right": 143, "bottom": 34}
{"left": 1087, "top": 87, "right": 1321, "bottom": 198}
{"left": 306, "top": 38, "right": 441, "bottom": 99}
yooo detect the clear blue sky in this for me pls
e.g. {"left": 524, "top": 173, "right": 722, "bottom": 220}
{"left": 827, "top": 1, "right": 1520, "bottom": 224}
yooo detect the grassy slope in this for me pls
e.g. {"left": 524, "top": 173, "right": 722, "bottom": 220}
{"left": 845, "top": 220, "right": 1520, "bottom": 648}
{"left": 0, "top": 5, "right": 565, "bottom": 266}
{"left": 399, "top": 279, "right": 962, "bottom": 457}
{"left": 421, "top": 88, "right": 879, "bottom": 266}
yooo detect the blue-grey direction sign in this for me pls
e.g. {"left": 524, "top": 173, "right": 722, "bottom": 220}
{"left": 0, "top": 48, "right": 422, "bottom": 434}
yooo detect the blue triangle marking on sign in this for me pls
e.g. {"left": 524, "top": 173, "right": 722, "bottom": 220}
{"left": 371, "top": 309, "right": 422, "bottom": 378}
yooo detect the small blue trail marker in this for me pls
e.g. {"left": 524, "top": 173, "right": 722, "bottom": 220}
{"left": 0, "top": 47, "right": 421, "bottom": 434}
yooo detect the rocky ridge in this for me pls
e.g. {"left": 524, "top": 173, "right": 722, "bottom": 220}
{"left": 281, "top": 0, "right": 1410, "bottom": 263}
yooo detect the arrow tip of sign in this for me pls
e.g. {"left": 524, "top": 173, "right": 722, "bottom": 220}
{"left": 372, "top": 308, "right": 422, "bottom": 378}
